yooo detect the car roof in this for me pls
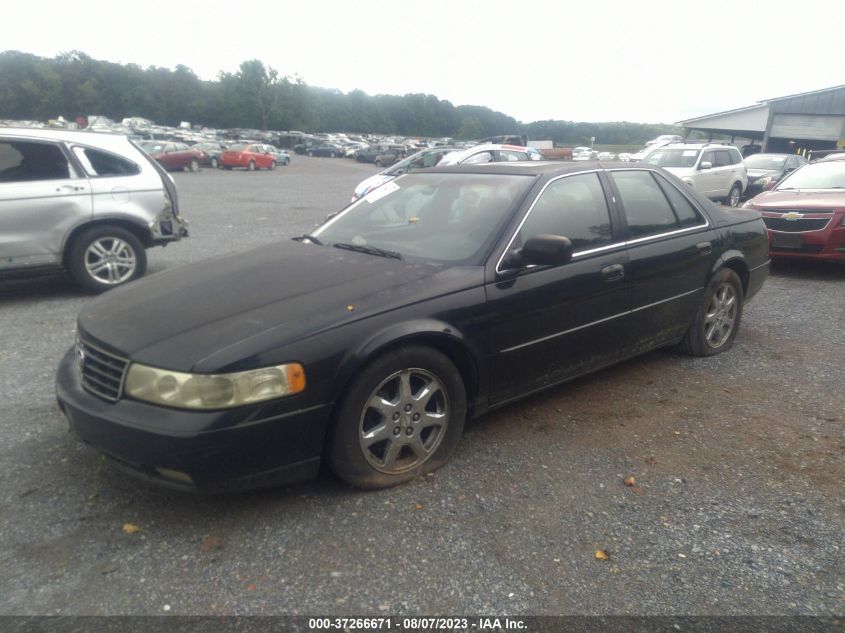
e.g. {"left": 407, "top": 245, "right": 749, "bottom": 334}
{"left": 422, "top": 160, "right": 653, "bottom": 177}
{"left": 0, "top": 127, "right": 134, "bottom": 152}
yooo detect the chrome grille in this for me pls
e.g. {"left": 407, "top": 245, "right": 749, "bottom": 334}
{"left": 78, "top": 340, "right": 129, "bottom": 402}
{"left": 763, "top": 217, "right": 831, "bottom": 233}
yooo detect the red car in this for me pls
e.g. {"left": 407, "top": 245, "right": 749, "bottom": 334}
{"left": 219, "top": 143, "right": 277, "bottom": 171}
{"left": 744, "top": 155, "right": 845, "bottom": 261}
{"left": 138, "top": 141, "right": 204, "bottom": 172}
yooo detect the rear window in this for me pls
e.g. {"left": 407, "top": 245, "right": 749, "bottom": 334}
{"left": 73, "top": 147, "right": 140, "bottom": 177}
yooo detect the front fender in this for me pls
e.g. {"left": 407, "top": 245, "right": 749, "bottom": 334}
{"left": 331, "top": 318, "right": 474, "bottom": 402}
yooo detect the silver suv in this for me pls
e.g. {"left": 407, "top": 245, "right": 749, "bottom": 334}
{"left": 643, "top": 142, "right": 748, "bottom": 207}
{"left": 0, "top": 128, "right": 188, "bottom": 291}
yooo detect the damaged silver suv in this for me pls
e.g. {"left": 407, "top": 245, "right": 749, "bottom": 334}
{"left": 0, "top": 128, "right": 188, "bottom": 291}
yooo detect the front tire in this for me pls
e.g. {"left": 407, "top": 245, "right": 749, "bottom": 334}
{"left": 270, "top": 160, "right": 276, "bottom": 170}
{"left": 329, "top": 346, "right": 467, "bottom": 489}
{"left": 210, "top": 157, "right": 218, "bottom": 168}
{"left": 725, "top": 183, "right": 742, "bottom": 207}
{"left": 67, "top": 226, "right": 147, "bottom": 293}
{"left": 679, "top": 268, "right": 743, "bottom": 356}
{"left": 247, "top": 160, "right": 256, "bottom": 171}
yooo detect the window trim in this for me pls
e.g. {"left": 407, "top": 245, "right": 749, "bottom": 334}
{"left": 71, "top": 144, "right": 141, "bottom": 178}
{"left": 495, "top": 169, "right": 621, "bottom": 274}
{"left": 604, "top": 167, "right": 710, "bottom": 243}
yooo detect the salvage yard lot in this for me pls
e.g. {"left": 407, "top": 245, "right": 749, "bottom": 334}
{"left": 0, "top": 157, "right": 843, "bottom": 615}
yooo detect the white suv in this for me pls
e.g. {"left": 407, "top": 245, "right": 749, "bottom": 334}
{"left": 0, "top": 128, "right": 188, "bottom": 291}
{"left": 643, "top": 142, "right": 747, "bottom": 206}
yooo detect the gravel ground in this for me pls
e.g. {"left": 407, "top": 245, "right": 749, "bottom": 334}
{"left": 0, "top": 157, "right": 843, "bottom": 616}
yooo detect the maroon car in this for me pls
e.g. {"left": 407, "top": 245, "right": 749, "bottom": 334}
{"left": 744, "top": 155, "right": 845, "bottom": 261}
{"left": 138, "top": 141, "right": 204, "bottom": 172}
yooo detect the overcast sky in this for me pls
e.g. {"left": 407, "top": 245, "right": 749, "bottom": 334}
{"left": 4, "top": 0, "right": 843, "bottom": 125}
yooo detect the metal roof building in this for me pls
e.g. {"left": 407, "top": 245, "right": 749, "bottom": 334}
{"left": 677, "top": 85, "right": 845, "bottom": 156}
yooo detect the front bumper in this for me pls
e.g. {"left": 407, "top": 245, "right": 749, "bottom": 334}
{"left": 765, "top": 215, "right": 845, "bottom": 261}
{"left": 56, "top": 349, "right": 331, "bottom": 492}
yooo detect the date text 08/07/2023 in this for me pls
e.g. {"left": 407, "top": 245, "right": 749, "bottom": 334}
{"left": 307, "top": 617, "right": 528, "bottom": 631}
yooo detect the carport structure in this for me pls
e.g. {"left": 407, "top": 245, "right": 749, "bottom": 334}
{"left": 677, "top": 84, "right": 845, "bottom": 158}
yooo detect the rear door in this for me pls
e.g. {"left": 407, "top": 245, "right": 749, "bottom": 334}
{"left": 0, "top": 138, "right": 92, "bottom": 270}
{"left": 713, "top": 149, "right": 734, "bottom": 197}
{"left": 486, "top": 171, "right": 631, "bottom": 403}
{"left": 606, "top": 168, "right": 719, "bottom": 352}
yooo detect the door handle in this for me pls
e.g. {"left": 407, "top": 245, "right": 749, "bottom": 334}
{"left": 696, "top": 241, "right": 713, "bottom": 255}
{"left": 601, "top": 263, "right": 625, "bottom": 282}
{"left": 56, "top": 184, "right": 85, "bottom": 192}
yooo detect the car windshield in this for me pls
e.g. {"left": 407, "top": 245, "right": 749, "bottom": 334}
{"left": 385, "top": 150, "right": 445, "bottom": 176}
{"left": 776, "top": 161, "right": 845, "bottom": 190}
{"left": 745, "top": 155, "right": 787, "bottom": 170}
{"left": 313, "top": 173, "right": 533, "bottom": 265}
{"left": 644, "top": 148, "right": 700, "bottom": 168}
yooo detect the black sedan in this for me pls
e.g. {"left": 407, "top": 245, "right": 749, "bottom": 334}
{"left": 56, "top": 162, "right": 769, "bottom": 492}
{"left": 744, "top": 153, "right": 807, "bottom": 197}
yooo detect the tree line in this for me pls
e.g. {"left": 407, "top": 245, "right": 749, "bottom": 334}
{"left": 0, "top": 51, "right": 680, "bottom": 145}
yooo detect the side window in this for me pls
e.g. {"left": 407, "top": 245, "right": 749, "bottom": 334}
{"left": 0, "top": 140, "right": 71, "bottom": 182}
{"left": 714, "top": 150, "right": 732, "bottom": 167}
{"left": 609, "top": 170, "right": 681, "bottom": 238}
{"left": 464, "top": 151, "right": 493, "bottom": 164}
{"left": 518, "top": 173, "right": 613, "bottom": 251}
{"left": 700, "top": 151, "right": 715, "bottom": 167}
{"left": 730, "top": 149, "right": 743, "bottom": 165}
{"left": 498, "top": 150, "right": 528, "bottom": 162}
{"left": 654, "top": 174, "right": 705, "bottom": 228}
{"left": 73, "top": 147, "right": 140, "bottom": 177}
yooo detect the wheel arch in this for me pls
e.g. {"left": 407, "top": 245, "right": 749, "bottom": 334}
{"left": 711, "top": 251, "right": 750, "bottom": 297}
{"left": 62, "top": 218, "right": 153, "bottom": 266}
{"left": 326, "top": 320, "right": 480, "bottom": 434}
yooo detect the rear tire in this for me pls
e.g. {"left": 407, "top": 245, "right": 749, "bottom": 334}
{"left": 725, "top": 183, "right": 742, "bottom": 207}
{"left": 188, "top": 158, "right": 199, "bottom": 172}
{"left": 210, "top": 157, "right": 218, "bottom": 168}
{"left": 270, "top": 160, "right": 276, "bottom": 170}
{"left": 67, "top": 226, "right": 147, "bottom": 293}
{"left": 308, "top": 150, "right": 314, "bottom": 157}
{"left": 679, "top": 268, "right": 743, "bottom": 356}
{"left": 329, "top": 345, "right": 466, "bottom": 489}
{"left": 247, "top": 160, "right": 255, "bottom": 171}
{"left": 284, "top": 157, "right": 290, "bottom": 166}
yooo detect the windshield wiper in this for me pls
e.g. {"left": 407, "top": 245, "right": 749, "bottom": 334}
{"left": 332, "top": 242, "right": 402, "bottom": 260}
{"left": 292, "top": 234, "right": 323, "bottom": 245}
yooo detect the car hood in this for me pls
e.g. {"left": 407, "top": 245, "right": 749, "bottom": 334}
{"left": 747, "top": 168, "right": 781, "bottom": 180}
{"left": 661, "top": 167, "right": 695, "bottom": 177}
{"left": 748, "top": 189, "right": 845, "bottom": 210}
{"left": 78, "top": 241, "right": 483, "bottom": 372}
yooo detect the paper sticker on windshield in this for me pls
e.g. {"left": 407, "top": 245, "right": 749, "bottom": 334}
{"left": 364, "top": 181, "right": 399, "bottom": 203}
{"left": 683, "top": 150, "right": 697, "bottom": 157}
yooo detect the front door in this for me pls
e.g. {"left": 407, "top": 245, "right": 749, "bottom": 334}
{"left": 487, "top": 171, "right": 631, "bottom": 404}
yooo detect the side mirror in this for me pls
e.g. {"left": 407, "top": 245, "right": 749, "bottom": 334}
{"left": 521, "top": 235, "right": 574, "bottom": 267}
{"left": 699, "top": 161, "right": 712, "bottom": 170}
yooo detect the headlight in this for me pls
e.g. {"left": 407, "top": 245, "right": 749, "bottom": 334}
{"left": 125, "top": 362, "right": 305, "bottom": 410}
{"left": 758, "top": 176, "right": 772, "bottom": 186}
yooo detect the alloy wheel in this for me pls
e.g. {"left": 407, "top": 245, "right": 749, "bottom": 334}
{"left": 358, "top": 368, "right": 449, "bottom": 474}
{"left": 704, "top": 282, "right": 738, "bottom": 348}
{"left": 84, "top": 238, "right": 137, "bottom": 285}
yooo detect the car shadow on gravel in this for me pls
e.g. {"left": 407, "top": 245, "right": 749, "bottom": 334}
{"left": 0, "top": 272, "right": 88, "bottom": 303}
